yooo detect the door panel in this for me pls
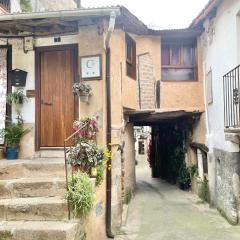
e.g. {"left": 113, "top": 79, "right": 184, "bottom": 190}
{"left": 39, "top": 46, "right": 76, "bottom": 147}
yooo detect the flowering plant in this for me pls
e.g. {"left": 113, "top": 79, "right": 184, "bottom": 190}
{"left": 73, "top": 117, "right": 98, "bottom": 140}
{"left": 72, "top": 82, "right": 92, "bottom": 96}
{"left": 67, "top": 141, "right": 110, "bottom": 173}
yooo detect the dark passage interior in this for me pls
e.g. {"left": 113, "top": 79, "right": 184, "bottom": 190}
{"left": 148, "top": 121, "right": 188, "bottom": 186}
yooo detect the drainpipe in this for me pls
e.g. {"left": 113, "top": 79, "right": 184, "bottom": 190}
{"left": 76, "top": 0, "right": 81, "bottom": 8}
{"left": 105, "top": 11, "right": 117, "bottom": 239}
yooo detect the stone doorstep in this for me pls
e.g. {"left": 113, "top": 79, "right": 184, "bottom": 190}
{"left": 0, "top": 178, "right": 66, "bottom": 199}
{"left": 0, "top": 159, "right": 66, "bottom": 180}
{"left": 0, "top": 197, "right": 69, "bottom": 221}
{"left": 0, "top": 220, "right": 84, "bottom": 240}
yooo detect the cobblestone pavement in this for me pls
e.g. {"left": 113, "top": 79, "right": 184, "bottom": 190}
{"left": 114, "top": 155, "right": 240, "bottom": 240}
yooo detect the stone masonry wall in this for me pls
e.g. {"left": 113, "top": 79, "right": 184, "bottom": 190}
{"left": 137, "top": 53, "right": 155, "bottom": 109}
{"left": 213, "top": 148, "right": 240, "bottom": 224}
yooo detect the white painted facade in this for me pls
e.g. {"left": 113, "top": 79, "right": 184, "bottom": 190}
{"left": 10, "top": 0, "right": 21, "bottom": 13}
{"left": 201, "top": 0, "right": 240, "bottom": 153}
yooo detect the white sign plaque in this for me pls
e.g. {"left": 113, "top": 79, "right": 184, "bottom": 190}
{"left": 81, "top": 55, "right": 101, "bottom": 79}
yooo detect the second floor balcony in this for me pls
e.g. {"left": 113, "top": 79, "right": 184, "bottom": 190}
{"left": 223, "top": 65, "right": 240, "bottom": 129}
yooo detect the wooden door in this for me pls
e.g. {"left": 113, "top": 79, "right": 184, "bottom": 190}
{"left": 36, "top": 45, "right": 78, "bottom": 148}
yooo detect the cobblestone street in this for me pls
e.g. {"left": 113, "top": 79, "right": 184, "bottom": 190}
{"left": 115, "top": 155, "right": 240, "bottom": 240}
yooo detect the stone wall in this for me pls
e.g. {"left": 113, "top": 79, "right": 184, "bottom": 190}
{"left": 137, "top": 53, "right": 155, "bottom": 109}
{"left": 213, "top": 148, "right": 240, "bottom": 224}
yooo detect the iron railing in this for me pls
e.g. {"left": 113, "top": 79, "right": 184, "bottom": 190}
{"left": 223, "top": 65, "right": 240, "bottom": 128}
{"left": 0, "top": 0, "right": 10, "bottom": 12}
{"left": 64, "top": 121, "right": 89, "bottom": 219}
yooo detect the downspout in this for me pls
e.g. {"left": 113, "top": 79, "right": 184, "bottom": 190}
{"left": 76, "top": 0, "right": 81, "bottom": 8}
{"left": 105, "top": 11, "right": 117, "bottom": 239}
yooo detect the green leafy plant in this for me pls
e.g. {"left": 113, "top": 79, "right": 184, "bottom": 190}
{"left": 6, "top": 89, "right": 27, "bottom": 105}
{"left": 66, "top": 172, "right": 94, "bottom": 218}
{"left": 124, "top": 187, "right": 134, "bottom": 204}
{"left": 188, "top": 164, "right": 198, "bottom": 178}
{"left": 0, "top": 123, "right": 29, "bottom": 147}
{"left": 95, "top": 157, "right": 108, "bottom": 187}
{"left": 178, "top": 161, "right": 191, "bottom": 188}
{"left": 20, "top": 0, "right": 32, "bottom": 12}
{"left": 199, "top": 177, "right": 210, "bottom": 203}
{"left": 168, "top": 146, "right": 185, "bottom": 183}
{"left": 67, "top": 141, "right": 109, "bottom": 174}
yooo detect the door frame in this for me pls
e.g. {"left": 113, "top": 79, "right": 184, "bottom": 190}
{"left": 0, "top": 45, "right": 12, "bottom": 147}
{"left": 35, "top": 44, "right": 79, "bottom": 150}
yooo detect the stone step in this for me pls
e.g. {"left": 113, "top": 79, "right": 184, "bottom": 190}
{"left": 0, "top": 178, "right": 66, "bottom": 199}
{"left": 0, "top": 220, "right": 84, "bottom": 240}
{"left": 0, "top": 159, "right": 66, "bottom": 180}
{"left": 0, "top": 197, "right": 68, "bottom": 221}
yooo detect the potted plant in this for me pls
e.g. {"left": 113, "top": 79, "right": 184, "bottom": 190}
{"left": 0, "top": 122, "right": 29, "bottom": 160}
{"left": 67, "top": 141, "right": 109, "bottom": 177}
{"left": 73, "top": 117, "right": 98, "bottom": 140}
{"left": 66, "top": 172, "right": 94, "bottom": 218}
{"left": 178, "top": 162, "right": 191, "bottom": 190}
{"left": 6, "top": 88, "right": 27, "bottom": 105}
{"left": 73, "top": 82, "right": 92, "bottom": 102}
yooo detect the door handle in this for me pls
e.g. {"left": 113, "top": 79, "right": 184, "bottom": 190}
{"left": 41, "top": 100, "right": 53, "bottom": 106}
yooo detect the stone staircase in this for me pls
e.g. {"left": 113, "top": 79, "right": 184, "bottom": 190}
{"left": 0, "top": 159, "right": 84, "bottom": 240}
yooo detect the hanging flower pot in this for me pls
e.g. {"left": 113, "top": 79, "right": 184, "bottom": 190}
{"left": 79, "top": 93, "right": 89, "bottom": 102}
{"left": 73, "top": 82, "right": 92, "bottom": 102}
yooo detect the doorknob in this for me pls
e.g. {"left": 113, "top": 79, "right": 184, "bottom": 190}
{"left": 41, "top": 100, "right": 53, "bottom": 106}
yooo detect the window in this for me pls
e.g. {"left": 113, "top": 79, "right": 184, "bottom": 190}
{"left": 161, "top": 41, "right": 197, "bottom": 81}
{"left": 126, "top": 34, "right": 136, "bottom": 79}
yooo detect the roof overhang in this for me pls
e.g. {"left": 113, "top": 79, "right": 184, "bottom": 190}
{"left": 0, "top": 7, "right": 121, "bottom": 37}
{"left": 149, "top": 28, "right": 201, "bottom": 39}
{"left": 190, "top": 0, "right": 222, "bottom": 28}
{"left": 125, "top": 109, "right": 203, "bottom": 125}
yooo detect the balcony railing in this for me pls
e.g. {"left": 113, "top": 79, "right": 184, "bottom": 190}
{"left": 0, "top": 0, "right": 10, "bottom": 12}
{"left": 223, "top": 65, "right": 240, "bottom": 128}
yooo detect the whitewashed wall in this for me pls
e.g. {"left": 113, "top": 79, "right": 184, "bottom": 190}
{"left": 11, "top": 0, "right": 21, "bottom": 13}
{"left": 202, "top": 0, "right": 240, "bottom": 153}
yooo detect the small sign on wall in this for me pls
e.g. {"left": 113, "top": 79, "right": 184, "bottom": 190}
{"left": 80, "top": 55, "right": 102, "bottom": 80}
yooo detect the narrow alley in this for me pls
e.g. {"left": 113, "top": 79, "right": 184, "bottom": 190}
{"left": 115, "top": 155, "right": 240, "bottom": 240}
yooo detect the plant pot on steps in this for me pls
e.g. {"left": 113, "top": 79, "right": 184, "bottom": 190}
{"left": 6, "top": 146, "right": 19, "bottom": 160}
{"left": 179, "top": 182, "right": 190, "bottom": 191}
